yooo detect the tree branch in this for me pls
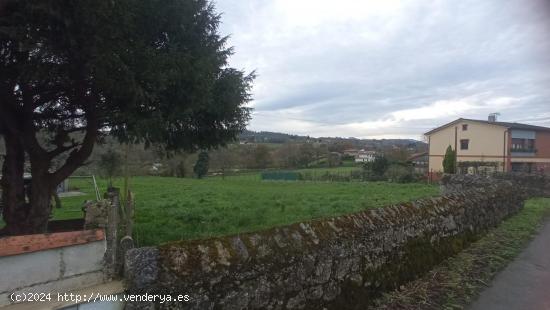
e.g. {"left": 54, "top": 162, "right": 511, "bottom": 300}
{"left": 47, "top": 141, "right": 82, "bottom": 159}
{"left": 20, "top": 83, "right": 48, "bottom": 159}
{"left": 50, "top": 109, "right": 98, "bottom": 185}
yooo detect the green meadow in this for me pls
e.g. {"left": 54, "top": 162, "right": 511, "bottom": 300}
{"left": 54, "top": 175, "right": 438, "bottom": 246}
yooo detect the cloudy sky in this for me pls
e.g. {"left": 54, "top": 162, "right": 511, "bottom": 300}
{"left": 215, "top": 0, "right": 550, "bottom": 140}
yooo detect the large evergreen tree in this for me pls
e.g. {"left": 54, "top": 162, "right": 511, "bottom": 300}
{"left": 0, "top": 0, "right": 254, "bottom": 235}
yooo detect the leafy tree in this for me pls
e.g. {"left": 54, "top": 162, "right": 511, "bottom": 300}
{"left": 313, "top": 143, "right": 328, "bottom": 165}
{"left": 193, "top": 152, "right": 209, "bottom": 179}
{"left": 275, "top": 143, "right": 299, "bottom": 168}
{"left": 328, "top": 141, "right": 355, "bottom": 153}
{"left": 384, "top": 147, "right": 409, "bottom": 162}
{"left": 98, "top": 149, "right": 122, "bottom": 187}
{"left": 0, "top": 0, "right": 254, "bottom": 235}
{"left": 443, "top": 145, "right": 456, "bottom": 174}
{"left": 253, "top": 144, "right": 272, "bottom": 169}
{"left": 297, "top": 143, "right": 315, "bottom": 168}
{"left": 371, "top": 155, "right": 389, "bottom": 176}
{"left": 209, "top": 146, "right": 236, "bottom": 179}
{"left": 327, "top": 152, "right": 342, "bottom": 167}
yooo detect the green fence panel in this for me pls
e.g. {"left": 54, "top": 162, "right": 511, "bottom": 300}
{"left": 261, "top": 171, "right": 301, "bottom": 181}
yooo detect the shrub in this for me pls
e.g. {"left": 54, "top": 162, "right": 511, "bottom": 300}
{"left": 98, "top": 148, "right": 122, "bottom": 186}
{"left": 371, "top": 155, "right": 389, "bottom": 176}
{"left": 384, "top": 164, "right": 409, "bottom": 182}
{"left": 193, "top": 152, "right": 209, "bottom": 178}
{"left": 443, "top": 145, "right": 456, "bottom": 174}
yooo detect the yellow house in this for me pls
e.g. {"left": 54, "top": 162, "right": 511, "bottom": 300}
{"left": 425, "top": 117, "right": 550, "bottom": 177}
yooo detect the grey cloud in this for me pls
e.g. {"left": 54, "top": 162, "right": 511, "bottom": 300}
{"left": 216, "top": 0, "right": 550, "bottom": 138}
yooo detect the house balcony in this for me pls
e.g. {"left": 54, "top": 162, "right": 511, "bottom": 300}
{"left": 510, "top": 148, "right": 537, "bottom": 157}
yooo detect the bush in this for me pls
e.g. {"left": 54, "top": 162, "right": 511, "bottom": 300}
{"left": 98, "top": 148, "right": 122, "bottom": 186}
{"left": 397, "top": 172, "right": 417, "bottom": 183}
{"left": 384, "top": 164, "right": 420, "bottom": 183}
{"left": 193, "top": 151, "right": 209, "bottom": 178}
{"left": 371, "top": 155, "right": 389, "bottom": 176}
{"left": 341, "top": 154, "right": 355, "bottom": 161}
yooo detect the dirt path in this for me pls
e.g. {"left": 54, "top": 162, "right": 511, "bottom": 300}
{"left": 468, "top": 218, "right": 550, "bottom": 310}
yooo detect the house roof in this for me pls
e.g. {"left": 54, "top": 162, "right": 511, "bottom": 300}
{"left": 407, "top": 152, "right": 428, "bottom": 161}
{"left": 424, "top": 118, "right": 550, "bottom": 135}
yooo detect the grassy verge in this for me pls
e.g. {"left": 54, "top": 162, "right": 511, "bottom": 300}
{"left": 372, "top": 197, "right": 550, "bottom": 310}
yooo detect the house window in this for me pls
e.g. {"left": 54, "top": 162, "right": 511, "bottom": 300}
{"left": 460, "top": 139, "right": 469, "bottom": 150}
{"left": 511, "top": 138, "right": 536, "bottom": 152}
{"left": 462, "top": 124, "right": 468, "bottom": 131}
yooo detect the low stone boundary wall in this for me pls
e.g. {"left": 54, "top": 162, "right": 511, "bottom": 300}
{"left": 440, "top": 173, "right": 550, "bottom": 198}
{"left": 125, "top": 179, "right": 525, "bottom": 310}
{"left": 0, "top": 229, "right": 106, "bottom": 307}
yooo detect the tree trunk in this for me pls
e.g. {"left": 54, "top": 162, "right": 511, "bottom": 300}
{"left": 0, "top": 104, "right": 98, "bottom": 235}
{"left": 26, "top": 173, "right": 54, "bottom": 233}
{"left": 0, "top": 134, "right": 29, "bottom": 235}
{"left": 1, "top": 133, "right": 59, "bottom": 235}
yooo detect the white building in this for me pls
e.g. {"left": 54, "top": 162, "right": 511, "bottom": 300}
{"left": 355, "top": 150, "right": 376, "bottom": 163}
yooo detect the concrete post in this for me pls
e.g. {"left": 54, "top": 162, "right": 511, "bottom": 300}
{"left": 104, "top": 188, "right": 120, "bottom": 279}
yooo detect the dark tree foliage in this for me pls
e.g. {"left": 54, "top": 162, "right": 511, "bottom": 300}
{"left": 0, "top": 0, "right": 254, "bottom": 234}
{"left": 193, "top": 151, "right": 209, "bottom": 179}
{"left": 371, "top": 155, "right": 389, "bottom": 176}
{"left": 443, "top": 145, "right": 456, "bottom": 174}
{"left": 297, "top": 143, "right": 315, "bottom": 168}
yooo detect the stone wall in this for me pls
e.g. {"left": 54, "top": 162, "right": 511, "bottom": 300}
{"left": 125, "top": 178, "right": 526, "bottom": 310}
{"left": 440, "top": 172, "right": 550, "bottom": 198}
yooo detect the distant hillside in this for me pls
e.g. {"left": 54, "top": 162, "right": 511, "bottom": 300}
{"left": 0, "top": 131, "right": 427, "bottom": 174}
{"left": 239, "top": 130, "right": 426, "bottom": 151}
{"left": 239, "top": 130, "right": 308, "bottom": 144}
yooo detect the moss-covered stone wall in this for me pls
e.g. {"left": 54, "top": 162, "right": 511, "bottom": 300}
{"left": 441, "top": 172, "right": 550, "bottom": 198}
{"left": 124, "top": 178, "right": 525, "bottom": 310}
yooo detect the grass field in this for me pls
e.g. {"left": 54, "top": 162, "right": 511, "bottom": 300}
{"left": 54, "top": 175, "right": 438, "bottom": 246}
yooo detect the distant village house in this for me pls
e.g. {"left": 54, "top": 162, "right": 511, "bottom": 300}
{"left": 408, "top": 152, "right": 429, "bottom": 174}
{"left": 354, "top": 150, "right": 377, "bottom": 163}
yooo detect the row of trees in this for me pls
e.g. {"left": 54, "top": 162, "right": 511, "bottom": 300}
{"left": 90, "top": 139, "right": 426, "bottom": 180}
{"left": 92, "top": 142, "right": 339, "bottom": 179}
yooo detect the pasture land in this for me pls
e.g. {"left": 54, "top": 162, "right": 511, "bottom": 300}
{"left": 56, "top": 175, "right": 438, "bottom": 246}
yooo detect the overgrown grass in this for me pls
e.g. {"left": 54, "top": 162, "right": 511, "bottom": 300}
{"left": 372, "top": 197, "right": 550, "bottom": 310}
{"left": 54, "top": 176, "right": 437, "bottom": 246}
